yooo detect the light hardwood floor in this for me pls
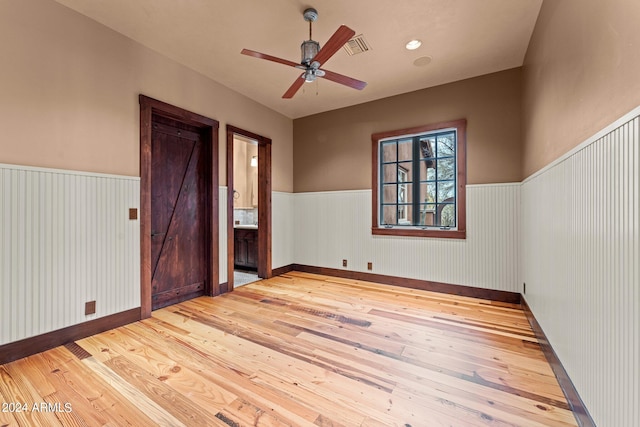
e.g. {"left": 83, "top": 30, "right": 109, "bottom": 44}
{"left": 0, "top": 272, "right": 577, "bottom": 426}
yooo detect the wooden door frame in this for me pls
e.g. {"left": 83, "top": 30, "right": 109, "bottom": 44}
{"left": 139, "top": 95, "right": 219, "bottom": 318}
{"left": 226, "top": 125, "right": 272, "bottom": 292}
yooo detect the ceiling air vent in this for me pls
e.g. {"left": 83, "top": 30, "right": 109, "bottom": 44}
{"left": 343, "top": 35, "right": 370, "bottom": 56}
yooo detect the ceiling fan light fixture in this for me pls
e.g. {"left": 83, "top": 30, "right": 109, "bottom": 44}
{"left": 304, "top": 70, "right": 317, "bottom": 83}
{"left": 301, "top": 40, "right": 320, "bottom": 65}
{"left": 405, "top": 39, "right": 422, "bottom": 50}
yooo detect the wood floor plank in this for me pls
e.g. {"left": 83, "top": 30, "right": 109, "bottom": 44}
{"left": 40, "top": 392, "right": 89, "bottom": 427}
{"left": 132, "top": 316, "right": 324, "bottom": 425}
{"left": 249, "top": 370, "right": 367, "bottom": 426}
{"left": 0, "top": 410, "right": 16, "bottom": 427}
{"left": 5, "top": 357, "right": 57, "bottom": 398}
{"left": 165, "top": 314, "right": 380, "bottom": 419}
{"left": 21, "top": 351, "right": 123, "bottom": 427}
{"left": 168, "top": 305, "right": 398, "bottom": 403}
{"left": 41, "top": 347, "right": 162, "bottom": 427}
{"left": 101, "top": 355, "right": 217, "bottom": 426}
{"left": 120, "top": 322, "right": 239, "bottom": 409}
{"left": 303, "top": 330, "right": 576, "bottom": 426}
{"left": 80, "top": 329, "right": 230, "bottom": 425}
{"left": 81, "top": 356, "right": 187, "bottom": 427}
{"left": 0, "top": 366, "right": 61, "bottom": 427}
{"left": 0, "top": 273, "right": 578, "bottom": 426}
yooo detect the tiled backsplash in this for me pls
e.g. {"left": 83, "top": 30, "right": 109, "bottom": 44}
{"left": 233, "top": 208, "right": 258, "bottom": 225}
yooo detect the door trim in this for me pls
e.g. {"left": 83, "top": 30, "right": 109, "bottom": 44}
{"left": 226, "top": 125, "right": 272, "bottom": 292}
{"left": 139, "top": 95, "right": 219, "bottom": 318}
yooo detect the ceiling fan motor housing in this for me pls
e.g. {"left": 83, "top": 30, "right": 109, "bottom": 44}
{"left": 301, "top": 40, "right": 320, "bottom": 65}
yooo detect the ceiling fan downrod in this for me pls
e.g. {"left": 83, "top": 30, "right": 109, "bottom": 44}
{"left": 301, "top": 8, "right": 320, "bottom": 66}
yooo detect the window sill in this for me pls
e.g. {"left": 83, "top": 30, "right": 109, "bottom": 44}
{"left": 372, "top": 227, "right": 466, "bottom": 239}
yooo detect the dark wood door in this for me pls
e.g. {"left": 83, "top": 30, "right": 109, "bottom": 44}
{"left": 151, "top": 116, "right": 210, "bottom": 310}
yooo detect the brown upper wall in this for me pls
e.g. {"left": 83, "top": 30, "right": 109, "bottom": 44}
{"left": 293, "top": 68, "right": 522, "bottom": 192}
{"left": 0, "top": 0, "right": 293, "bottom": 192}
{"left": 522, "top": 0, "right": 640, "bottom": 178}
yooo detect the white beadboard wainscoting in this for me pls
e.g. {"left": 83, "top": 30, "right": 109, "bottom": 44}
{"left": 218, "top": 187, "right": 228, "bottom": 284}
{"left": 272, "top": 191, "right": 295, "bottom": 270}
{"left": 0, "top": 164, "right": 140, "bottom": 346}
{"left": 293, "top": 184, "right": 521, "bottom": 293}
{"left": 521, "top": 112, "right": 639, "bottom": 426}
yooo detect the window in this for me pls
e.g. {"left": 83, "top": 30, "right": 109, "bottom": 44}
{"left": 372, "top": 119, "right": 466, "bottom": 239}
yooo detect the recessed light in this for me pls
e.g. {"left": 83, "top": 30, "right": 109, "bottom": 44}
{"left": 405, "top": 39, "right": 422, "bottom": 50}
{"left": 413, "top": 56, "right": 432, "bottom": 67}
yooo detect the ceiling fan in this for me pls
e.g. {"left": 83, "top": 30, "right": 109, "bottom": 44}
{"left": 241, "top": 8, "right": 367, "bottom": 99}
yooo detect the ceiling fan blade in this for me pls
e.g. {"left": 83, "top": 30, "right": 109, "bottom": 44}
{"left": 241, "top": 49, "right": 299, "bottom": 68}
{"left": 313, "top": 25, "right": 355, "bottom": 66}
{"left": 282, "top": 75, "right": 305, "bottom": 99}
{"left": 321, "top": 69, "right": 367, "bottom": 90}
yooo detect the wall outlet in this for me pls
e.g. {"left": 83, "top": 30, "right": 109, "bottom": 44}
{"left": 367, "top": 262, "right": 373, "bottom": 270}
{"left": 129, "top": 208, "right": 138, "bottom": 220}
{"left": 342, "top": 259, "right": 347, "bottom": 267}
{"left": 85, "top": 301, "right": 96, "bottom": 315}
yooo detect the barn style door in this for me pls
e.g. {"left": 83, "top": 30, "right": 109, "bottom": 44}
{"left": 150, "top": 116, "right": 211, "bottom": 310}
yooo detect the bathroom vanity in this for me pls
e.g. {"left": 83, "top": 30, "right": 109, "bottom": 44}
{"left": 234, "top": 225, "right": 258, "bottom": 270}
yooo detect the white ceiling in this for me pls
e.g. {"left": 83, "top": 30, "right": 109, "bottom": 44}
{"left": 55, "top": 0, "right": 542, "bottom": 119}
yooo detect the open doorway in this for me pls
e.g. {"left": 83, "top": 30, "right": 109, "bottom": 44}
{"left": 232, "top": 134, "right": 259, "bottom": 286}
{"left": 225, "top": 126, "right": 272, "bottom": 292}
